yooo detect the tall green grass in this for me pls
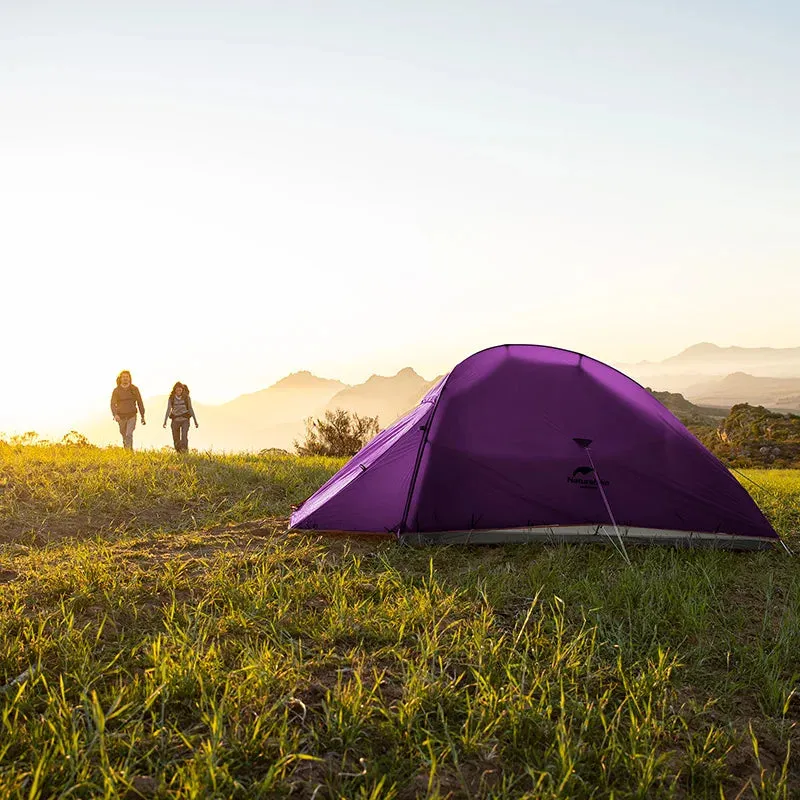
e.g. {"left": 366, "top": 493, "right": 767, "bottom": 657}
{"left": 0, "top": 443, "right": 341, "bottom": 544}
{"left": 0, "top": 445, "right": 798, "bottom": 798}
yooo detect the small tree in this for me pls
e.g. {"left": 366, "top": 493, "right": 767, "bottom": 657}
{"left": 61, "top": 430, "right": 93, "bottom": 447}
{"left": 295, "top": 409, "right": 380, "bottom": 458}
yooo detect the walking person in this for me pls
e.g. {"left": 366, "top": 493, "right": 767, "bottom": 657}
{"left": 110, "top": 370, "right": 146, "bottom": 450}
{"left": 163, "top": 382, "right": 198, "bottom": 453}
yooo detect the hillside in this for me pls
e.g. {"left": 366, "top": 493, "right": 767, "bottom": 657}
{"left": 686, "top": 372, "right": 800, "bottom": 412}
{"left": 0, "top": 444, "right": 798, "bottom": 797}
{"left": 699, "top": 404, "right": 800, "bottom": 468}
{"left": 325, "top": 367, "right": 437, "bottom": 426}
{"left": 646, "top": 388, "right": 727, "bottom": 428}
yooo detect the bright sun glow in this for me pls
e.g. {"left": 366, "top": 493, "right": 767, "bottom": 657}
{"left": 1, "top": 2, "right": 798, "bottom": 436}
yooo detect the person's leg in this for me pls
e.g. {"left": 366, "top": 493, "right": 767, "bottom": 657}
{"left": 180, "top": 419, "right": 190, "bottom": 452}
{"left": 171, "top": 419, "right": 181, "bottom": 451}
{"left": 124, "top": 417, "right": 137, "bottom": 450}
{"left": 118, "top": 417, "right": 127, "bottom": 447}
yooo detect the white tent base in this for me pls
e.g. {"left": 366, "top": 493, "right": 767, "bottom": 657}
{"left": 399, "top": 525, "right": 777, "bottom": 551}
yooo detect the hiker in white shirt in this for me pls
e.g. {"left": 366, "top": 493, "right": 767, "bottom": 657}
{"left": 163, "top": 382, "right": 198, "bottom": 453}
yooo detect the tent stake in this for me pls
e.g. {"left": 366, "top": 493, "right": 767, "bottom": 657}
{"left": 583, "top": 446, "right": 631, "bottom": 565}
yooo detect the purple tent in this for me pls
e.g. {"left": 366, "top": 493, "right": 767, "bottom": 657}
{"left": 290, "top": 345, "right": 779, "bottom": 550}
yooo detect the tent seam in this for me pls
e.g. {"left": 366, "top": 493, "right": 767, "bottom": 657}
{"left": 397, "top": 378, "right": 451, "bottom": 535}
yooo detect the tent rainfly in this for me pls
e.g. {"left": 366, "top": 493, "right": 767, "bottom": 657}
{"left": 289, "top": 345, "right": 780, "bottom": 551}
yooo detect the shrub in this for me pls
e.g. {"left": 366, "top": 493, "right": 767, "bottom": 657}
{"left": 60, "top": 430, "right": 94, "bottom": 447}
{"left": 294, "top": 409, "right": 380, "bottom": 458}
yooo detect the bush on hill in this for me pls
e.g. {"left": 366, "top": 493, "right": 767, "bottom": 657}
{"left": 294, "top": 408, "right": 380, "bottom": 458}
{"left": 699, "top": 403, "right": 800, "bottom": 468}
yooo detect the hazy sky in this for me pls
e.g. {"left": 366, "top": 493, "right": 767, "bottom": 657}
{"left": 1, "top": 1, "right": 798, "bottom": 433}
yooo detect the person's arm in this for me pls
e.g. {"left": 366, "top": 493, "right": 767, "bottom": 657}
{"left": 110, "top": 388, "right": 119, "bottom": 420}
{"left": 185, "top": 396, "right": 196, "bottom": 425}
{"left": 163, "top": 398, "right": 172, "bottom": 427}
{"left": 135, "top": 387, "right": 146, "bottom": 421}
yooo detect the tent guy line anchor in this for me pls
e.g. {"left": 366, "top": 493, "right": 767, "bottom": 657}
{"left": 573, "top": 437, "right": 631, "bottom": 565}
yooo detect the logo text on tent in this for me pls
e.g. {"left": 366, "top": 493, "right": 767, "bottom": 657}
{"left": 567, "top": 466, "right": 610, "bottom": 488}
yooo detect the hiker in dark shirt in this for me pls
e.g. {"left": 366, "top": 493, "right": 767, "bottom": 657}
{"left": 163, "top": 382, "right": 198, "bottom": 453}
{"left": 110, "top": 370, "right": 146, "bottom": 450}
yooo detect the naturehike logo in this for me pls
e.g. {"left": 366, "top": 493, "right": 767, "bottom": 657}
{"left": 567, "top": 466, "right": 609, "bottom": 488}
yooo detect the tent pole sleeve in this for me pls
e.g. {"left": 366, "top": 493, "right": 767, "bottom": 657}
{"left": 398, "top": 389, "right": 447, "bottom": 535}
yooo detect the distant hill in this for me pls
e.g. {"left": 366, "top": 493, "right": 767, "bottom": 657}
{"left": 664, "top": 343, "right": 800, "bottom": 365}
{"left": 326, "top": 367, "right": 441, "bottom": 426}
{"left": 646, "top": 389, "right": 727, "bottom": 428}
{"left": 619, "top": 342, "right": 800, "bottom": 394}
{"left": 685, "top": 372, "right": 800, "bottom": 412}
{"left": 697, "top": 404, "right": 800, "bottom": 468}
{"left": 270, "top": 371, "right": 346, "bottom": 391}
{"left": 218, "top": 374, "right": 346, "bottom": 425}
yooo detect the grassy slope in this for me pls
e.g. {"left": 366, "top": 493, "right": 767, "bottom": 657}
{"left": 0, "top": 444, "right": 799, "bottom": 799}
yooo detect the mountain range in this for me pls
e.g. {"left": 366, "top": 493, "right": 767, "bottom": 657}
{"left": 683, "top": 373, "right": 800, "bottom": 411}
{"left": 617, "top": 343, "right": 800, "bottom": 402}
{"left": 76, "top": 343, "right": 800, "bottom": 451}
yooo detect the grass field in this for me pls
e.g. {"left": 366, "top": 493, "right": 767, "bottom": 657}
{"left": 0, "top": 443, "right": 799, "bottom": 798}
